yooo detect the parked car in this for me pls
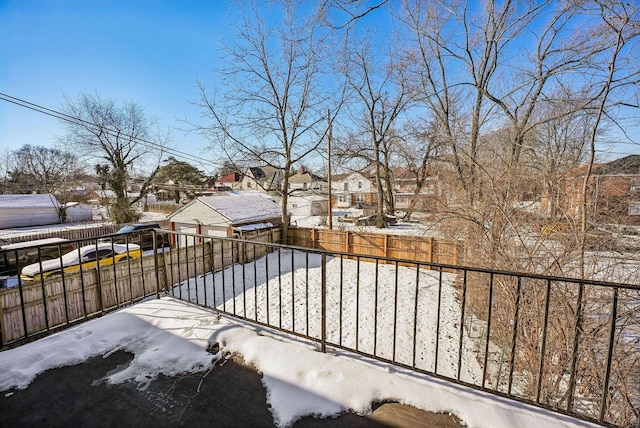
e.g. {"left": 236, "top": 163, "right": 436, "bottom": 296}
{"left": 356, "top": 214, "right": 397, "bottom": 227}
{"left": 20, "top": 242, "right": 142, "bottom": 282}
{"left": 102, "top": 223, "right": 169, "bottom": 250}
{"left": 0, "top": 238, "right": 75, "bottom": 277}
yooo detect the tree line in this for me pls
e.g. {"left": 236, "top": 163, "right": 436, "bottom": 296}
{"left": 3, "top": 0, "right": 639, "bottom": 274}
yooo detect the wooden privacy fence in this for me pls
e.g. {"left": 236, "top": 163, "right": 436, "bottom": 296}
{"left": 1, "top": 220, "right": 169, "bottom": 245}
{"left": 0, "top": 227, "right": 281, "bottom": 346}
{"left": 0, "top": 255, "right": 160, "bottom": 344}
{"left": 287, "top": 226, "right": 460, "bottom": 266}
{"left": 161, "top": 230, "right": 278, "bottom": 288}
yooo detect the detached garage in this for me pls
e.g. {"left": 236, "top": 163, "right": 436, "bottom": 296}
{"left": 167, "top": 194, "right": 285, "bottom": 245}
{"left": 0, "top": 194, "right": 62, "bottom": 229}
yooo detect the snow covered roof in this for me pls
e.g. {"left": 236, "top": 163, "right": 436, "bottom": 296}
{"left": 233, "top": 222, "right": 273, "bottom": 231}
{"left": 198, "top": 195, "right": 283, "bottom": 223}
{"left": 0, "top": 194, "right": 60, "bottom": 209}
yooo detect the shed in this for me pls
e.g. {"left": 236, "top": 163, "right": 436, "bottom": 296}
{"left": 167, "top": 194, "right": 285, "bottom": 244}
{"left": 288, "top": 194, "right": 328, "bottom": 217}
{"left": 0, "top": 194, "right": 62, "bottom": 229}
{"left": 63, "top": 202, "right": 94, "bottom": 223}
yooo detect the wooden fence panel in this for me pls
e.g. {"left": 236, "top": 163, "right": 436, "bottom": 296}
{"left": 2, "top": 226, "right": 456, "bottom": 346}
{"left": 3, "top": 220, "right": 170, "bottom": 245}
{"left": 0, "top": 253, "right": 160, "bottom": 344}
{"left": 287, "top": 226, "right": 459, "bottom": 266}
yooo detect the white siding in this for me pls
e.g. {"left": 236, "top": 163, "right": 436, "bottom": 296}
{"left": 202, "top": 226, "right": 228, "bottom": 237}
{"left": 288, "top": 196, "right": 328, "bottom": 217}
{"left": 168, "top": 200, "right": 230, "bottom": 226}
{"left": 0, "top": 194, "right": 62, "bottom": 229}
{"left": 0, "top": 207, "right": 61, "bottom": 229}
{"left": 172, "top": 222, "right": 198, "bottom": 247}
{"left": 65, "top": 204, "right": 93, "bottom": 223}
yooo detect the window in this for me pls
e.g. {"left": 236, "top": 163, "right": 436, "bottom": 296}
{"left": 355, "top": 193, "right": 365, "bottom": 203}
{"left": 343, "top": 183, "right": 349, "bottom": 191}
{"left": 358, "top": 181, "right": 362, "bottom": 189}
{"left": 97, "top": 249, "right": 114, "bottom": 260}
{"left": 338, "top": 194, "right": 348, "bottom": 203}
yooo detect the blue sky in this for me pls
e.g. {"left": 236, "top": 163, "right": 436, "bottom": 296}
{"left": 1, "top": 0, "right": 234, "bottom": 173}
{"left": 1, "top": 0, "right": 637, "bottom": 171}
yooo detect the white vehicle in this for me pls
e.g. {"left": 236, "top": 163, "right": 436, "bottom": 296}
{"left": 20, "top": 242, "right": 142, "bottom": 281}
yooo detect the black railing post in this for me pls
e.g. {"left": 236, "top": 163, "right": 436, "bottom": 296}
{"left": 507, "top": 277, "right": 522, "bottom": 395}
{"left": 567, "top": 282, "right": 585, "bottom": 414}
{"left": 457, "top": 270, "right": 468, "bottom": 381}
{"left": 153, "top": 232, "right": 161, "bottom": 298}
{"left": 536, "top": 279, "right": 552, "bottom": 404}
{"left": 321, "top": 253, "right": 327, "bottom": 353}
{"left": 599, "top": 287, "right": 618, "bottom": 424}
{"left": 482, "top": 272, "right": 494, "bottom": 389}
{"left": 434, "top": 267, "right": 443, "bottom": 374}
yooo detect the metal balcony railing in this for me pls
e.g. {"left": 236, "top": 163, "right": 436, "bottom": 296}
{"left": 1, "top": 229, "right": 638, "bottom": 427}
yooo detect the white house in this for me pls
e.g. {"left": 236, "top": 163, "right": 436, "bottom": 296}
{"left": 331, "top": 172, "right": 377, "bottom": 208}
{"left": 167, "top": 194, "right": 285, "bottom": 244}
{"left": 288, "top": 167, "right": 326, "bottom": 193}
{"left": 288, "top": 194, "right": 328, "bottom": 217}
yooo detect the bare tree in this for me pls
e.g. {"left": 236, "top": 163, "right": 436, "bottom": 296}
{"left": 194, "top": 0, "right": 337, "bottom": 239}
{"left": 5, "top": 144, "right": 83, "bottom": 196}
{"left": 577, "top": 1, "right": 640, "bottom": 277}
{"left": 337, "top": 31, "right": 415, "bottom": 225}
{"left": 395, "top": 119, "right": 445, "bottom": 221}
{"left": 60, "top": 92, "right": 167, "bottom": 223}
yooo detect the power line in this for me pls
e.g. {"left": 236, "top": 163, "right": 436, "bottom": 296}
{"left": 0, "top": 92, "right": 220, "bottom": 173}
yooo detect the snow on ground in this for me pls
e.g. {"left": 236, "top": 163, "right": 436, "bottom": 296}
{"left": 178, "top": 250, "right": 482, "bottom": 383}
{"left": 0, "top": 296, "right": 597, "bottom": 428}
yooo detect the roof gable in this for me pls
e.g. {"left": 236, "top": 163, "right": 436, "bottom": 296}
{"left": 0, "top": 194, "right": 60, "bottom": 209}
{"left": 595, "top": 155, "right": 640, "bottom": 175}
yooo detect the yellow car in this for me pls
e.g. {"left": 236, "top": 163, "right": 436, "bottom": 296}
{"left": 20, "top": 242, "right": 142, "bottom": 282}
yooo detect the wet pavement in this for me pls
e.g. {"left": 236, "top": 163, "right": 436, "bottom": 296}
{"left": 0, "top": 350, "right": 462, "bottom": 427}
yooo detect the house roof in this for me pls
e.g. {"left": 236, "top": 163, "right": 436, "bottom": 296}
{"left": 567, "top": 155, "right": 640, "bottom": 178}
{"left": 218, "top": 172, "right": 242, "bottom": 183}
{"left": 248, "top": 166, "right": 281, "bottom": 181}
{"left": 594, "top": 155, "right": 640, "bottom": 175}
{"left": 330, "top": 173, "right": 350, "bottom": 182}
{"left": 289, "top": 171, "right": 325, "bottom": 183}
{"left": 0, "top": 194, "right": 60, "bottom": 209}
{"left": 198, "top": 195, "right": 283, "bottom": 223}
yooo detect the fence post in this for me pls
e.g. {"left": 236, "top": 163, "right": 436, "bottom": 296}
{"left": 345, "top": 231, "right": 350, "bottom": 253}
{"left": 153, "top": 240, "right": 161, "bottom": 298}
{"left": 321, "top": 253, "right": 327, "bottom": 353}
{"left": 384, "top": 234, "right": 389, "bottom": 258}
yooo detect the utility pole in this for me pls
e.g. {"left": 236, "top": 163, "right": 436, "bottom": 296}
{"left": 327, "top": 110, "right": 333, "bottom": 229}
